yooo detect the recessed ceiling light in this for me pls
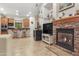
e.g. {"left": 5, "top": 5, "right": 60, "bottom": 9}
{"left": 16, "top": 10, "right": 19, "bottom": 12}
{"left": 0, "top": 8, "right": 4, "bottom": 11}
{"left": 26, "top": 14, "right": 29, "bottom": 17}
{"left": 16, "top": 13, "right": 19, "bottom": 15}
{"left": 29, "top": 12, "right": 31, "bottom": 14}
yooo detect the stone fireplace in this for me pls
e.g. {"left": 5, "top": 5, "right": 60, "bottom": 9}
{"left": 56, "top": 28, "right": 74, "bottom": 52}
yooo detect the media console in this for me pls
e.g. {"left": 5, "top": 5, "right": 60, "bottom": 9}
{"left": 42, "top": 34, "right": 53, "bottom": 45}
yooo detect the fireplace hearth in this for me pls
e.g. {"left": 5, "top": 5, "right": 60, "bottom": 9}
{"left": 56, "top": 28, "right": 74, "bottom": 52}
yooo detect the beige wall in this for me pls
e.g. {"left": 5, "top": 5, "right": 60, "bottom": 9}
{"left": 55, "top": 3, "right": 79, "bottom": 19}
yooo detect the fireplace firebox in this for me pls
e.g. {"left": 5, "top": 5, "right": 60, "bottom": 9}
{"left": 56, "top": 28, "right": 74, "bottom": 52}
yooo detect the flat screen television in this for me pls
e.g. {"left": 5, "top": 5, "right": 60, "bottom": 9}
{"left": 43, "top": 23, "right": 53, "bottom": 35}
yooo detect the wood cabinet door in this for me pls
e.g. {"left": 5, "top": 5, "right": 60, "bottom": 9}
{"left": 1, "top": 17, "right": 8, "bottom": 25}
{"left": 8, "top": 19, "right": 14, "bottom": 23}
{"left": 23, "top": 19, "right": 29, "bottom": 28}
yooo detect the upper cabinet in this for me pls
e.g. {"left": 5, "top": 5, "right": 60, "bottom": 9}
{"left": 8, "top": 18, "right": 15, "bottom": 28}
{"left": 22, "top": 18, "right": 29, "bottom": 28}
{"left": 1, "top": 17, "right": 8, "bottom": 25}
{"left": 8, "top": 18, "right": 14, "bottom": 23}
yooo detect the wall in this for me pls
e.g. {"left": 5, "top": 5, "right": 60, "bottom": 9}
{"left": 39, "top": 18, "right": 43, "bottom": 29}
{"left": 39, "top": 3, "right": 79, "bottom": 20}
{"left": 29, "top": 17, "right": 35, "bottom": 37}
{"left": 56, "top": 3, "right": 79, "bottom": 19}
{"left": 53, "top": 3, "right": 57, "bottom": 19}
{"left": 39, "top": 4, "right": 52, "bottom": 29}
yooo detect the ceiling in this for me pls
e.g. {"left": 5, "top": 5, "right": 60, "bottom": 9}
{"left": 44, "top": 3, "right": 53, "bottom": 10}
{"left": 0, "top": 3, "right": 42, "bottom": 18}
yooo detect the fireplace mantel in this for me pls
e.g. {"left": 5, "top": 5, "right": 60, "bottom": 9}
{"left": 53, "top": 16, "right": 79, "bottom": 55}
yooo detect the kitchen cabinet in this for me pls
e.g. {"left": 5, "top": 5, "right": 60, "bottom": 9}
{"left": 22, "top": 18, "right": 29, "bottom": 28}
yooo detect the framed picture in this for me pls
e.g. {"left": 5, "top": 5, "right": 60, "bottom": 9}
{"left": 58, "top": 3, "right": 75, "bottom": 12}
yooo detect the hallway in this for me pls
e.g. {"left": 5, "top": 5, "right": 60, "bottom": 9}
{"left": 7, "top": 37, "right": 57, "bottom": 56}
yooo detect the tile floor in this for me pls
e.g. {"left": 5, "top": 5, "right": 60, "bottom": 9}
{"left": 7, "top": 37, "right": 57, "bottom": 56}
{"left": 2, "top": 35, "right": 73, "bottom": 56}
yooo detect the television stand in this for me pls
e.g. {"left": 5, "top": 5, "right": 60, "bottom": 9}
{"left": 42, "top": 34, "right": 53, "bottom": 45}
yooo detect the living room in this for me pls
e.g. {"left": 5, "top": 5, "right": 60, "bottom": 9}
{"left": 0, "top": 1, "right": 79, "bottom": 57}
